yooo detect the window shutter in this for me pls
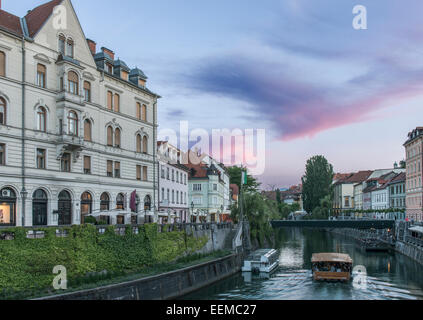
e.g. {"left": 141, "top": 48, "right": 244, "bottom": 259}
{"left": 136, "top": 102, "right": 141, "bottom": 119}
{"left": 115, "top": 128, "right": 121, "bottom": 147}
{"left": 143, "top": 166, "right": 148, "bottom": 181}
{"left": 84, "top": 156, "right": 91, "bottom": 170}
{"left": 107, "top": 126, "right": 113, "bottom": 146}
{"left": 68, "top": 71, "right": 78, "bottom": 82}
{"left": 84, "top": 120, "right": 91, "bottom": 141}
{"left": 114, "top": 94, "right": 120, "bottom": 112}
{"left": 84, "top": 81, "right": 90, "bottom": 90}
{"left": 107, "top": 91, "right": 113, "bottom": 109}
{"left": 143, "top": 136, "right": 148, "bottom": 153}
{"left": 142, "top": 105, "right": 147, "bottom": 121}
{"left": 37, "top": 64, "right": 46, "bottom": 73}
{"left": 137, "top": 135, "right": 141, "bottom": 153}
{"left": 137, "top": 165, "right": 141, "bottom": 180}
{"left": 107, "top": 160, "right": 113, "bottom": 173}
{"left": 115, "top": 162, "right": 120, "bottom": 170}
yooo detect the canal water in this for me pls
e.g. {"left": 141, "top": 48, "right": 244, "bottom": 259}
{"left": 182, "top": 229, "right": 423, "bottom": 300}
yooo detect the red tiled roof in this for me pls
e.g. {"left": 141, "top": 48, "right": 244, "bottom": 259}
{"left": 25, "top": 0, "right": 63, "bottom": 38}
{"left": 0, "top": 10, "right": 22, "bottom": 36}
{"left": 389, "top": 172, "right": 406, "bottom": 184}
{"left": 333, "top": 173, "right": 353, "bottom": 181}
{"left": 343, "top": 170, "right": 373, "bottom": 184}
{"left": 185, "top": 163, "right": 209, "bottom": 179}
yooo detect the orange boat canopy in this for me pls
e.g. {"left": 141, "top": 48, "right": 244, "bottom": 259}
{"left": 311, "top": 253, "right": 352, "bottom": 264}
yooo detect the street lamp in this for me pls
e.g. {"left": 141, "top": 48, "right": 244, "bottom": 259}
{"left": 191, "top": 201, "right": 195, "bottom": 223}
{"left": 220, "top": 205, "right": 224, "bottom": 223}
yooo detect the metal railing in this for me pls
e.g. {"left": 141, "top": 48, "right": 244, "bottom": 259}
{"left": 406, "top": 235, "right": 423, "bottom": 247}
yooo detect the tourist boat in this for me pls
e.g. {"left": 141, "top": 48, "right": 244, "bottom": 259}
{"left": 311, "top": 253, "right": 353, "bottom": 282}
{"left": 242, "top": 249, "right": 279, "bottom": 273}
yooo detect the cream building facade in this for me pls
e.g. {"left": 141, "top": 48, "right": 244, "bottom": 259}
{"left": 0, "top": 0, "right": 159, "bottom": 227}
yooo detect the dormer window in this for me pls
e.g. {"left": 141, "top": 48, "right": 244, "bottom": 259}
{"left": 106, "top": 63, "right": 113, "bottom": 74}
{"left": 121, "top": 70, "right": 129, "bottom": 81}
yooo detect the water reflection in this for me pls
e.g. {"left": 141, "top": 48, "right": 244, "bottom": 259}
{"left": 181, "top": 229, "right": 423, "bottom": 300}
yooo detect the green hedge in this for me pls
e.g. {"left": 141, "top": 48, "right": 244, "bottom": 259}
{"left": 0, "top": 224, "right": 207, "bottom": 299}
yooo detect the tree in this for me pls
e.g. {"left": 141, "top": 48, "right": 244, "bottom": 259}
{"left": 301, "top": 155, "right": 334, "bottom": 214}
{"left": 276, "top": 189, "right": 281, "bottom": 204}
{"left": 227, "top": 166, "right": 261, "bottom": 192}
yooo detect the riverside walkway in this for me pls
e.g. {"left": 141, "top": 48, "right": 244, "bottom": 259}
{"left": 271, "top": 219, "right": 395, "bottom": 230}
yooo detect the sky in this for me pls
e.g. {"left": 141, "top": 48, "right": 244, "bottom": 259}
{"left": 4, "top": 0, "right": 423, "bottom": 189}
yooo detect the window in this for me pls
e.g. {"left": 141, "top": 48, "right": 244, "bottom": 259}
{"left": 68, "top": 71, "right": 79, "bottom": 95}
{"left": 58, "top": 34, "right": 66, "bottom": 55}
{"left": 143, "top": 166, "right": 147, "bottom": 181}
{"left": 83, "top": 81, "right": 91, "bottom": 102}
{"left": 84, "top": 156, "right": 91, "bottom": 174}
{"left": 113, "top": 94, "right": 120, "bottom": 112}
{"left": 107, "top": 91, "right": 113, "bottom": 110}
{"left": 161, "top": 166, "right": 165, "bottom": 178}
{"left": 142, "top": 136, "right": 148, "bottom": 154}
{"left": 0, "top": 97, "right": 6, "bottom": 125}
{"left": 61, "top": 153, "right": 71, "bottom": 172}
{"left": 166, "top": 168, "right": 169, "bottom": 180}
{"left": 161, "top": 188, "right": 164, "bottom": 201}
{"left": 176, "top": 191, "right": 179, "bottom": 204}
{"left": 142, "top": 104, "right": 147, "bottom": 121}
{"left": 100, "top": 193, "right": 110, "bottom": 212}
{"left": 107, "top": 126, "right": 113, "bottom": 146}
{"left": 136, "top": 165, "right": 141, "bottom": 181}
{"left": 193, "top": 184, "right": 202, "bottom": 191}
{"left": 84, "top": 119, "right": 92, "bottom": 142}
{"left": 116, "top": 193, "right": 125, "bottom": 210}
{"left": 36, "top": 149, "right": 46, "bottom": 169}
{"left": 0, "top": 51, "right": 5, "bottom": 77}
{"left": 114, "top": 161, "right": 120, "bottom": 178}
{"left": 106, "top": 63, "right": 113, "bottom": 74}
{"left": 37, "top": 106, "right": 46, "bottom": 132}
{"left": 66, "top": 38, "right": 74, "bottom": 58}
{"left": 213, "top": 184, "right": 218, "bottom": 191}
{"left": 114, "top": 128, "right": 121, "bottom": 148}
{"left": 172, "top": 190, "right": 175, "bottom": 203}
{"left": 37, "top": 64, "right": 46, "bottom": 88}
{"left": 107, "top": 160, "right": 113, "bottom": 177}
{"left": 136, "top": 102, "right": 142, "bottom": 120}
{"left": 121, "top": 71, "right": 129, "bottom": 81}
{"left": 0, "top": 144, "right": 4, "bottom": 165}
{"left": 176, "top": 171, "right": 179, "bottom": 183}
{"left": 68, "top": 111, "right": 78, "bottom": 136}
{"left": 172, "top": 169, "right": 175, "bottom": 181}
{"left": 136, "top": 134, "right": 142, "bottom": 153}
{"left": 167, "top": 189, "right": 170, "bottom": 200}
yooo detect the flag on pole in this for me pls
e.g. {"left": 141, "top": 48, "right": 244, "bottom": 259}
{"left": 241, "top": 171, "right": 247, "bottom": 185}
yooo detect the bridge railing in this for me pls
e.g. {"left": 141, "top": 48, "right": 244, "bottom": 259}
{"left": 406, "top": 235, "right": 423, "bottom": 248}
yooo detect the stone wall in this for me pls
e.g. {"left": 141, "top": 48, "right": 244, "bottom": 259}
{"left": 38, "top": 253, "right": 243, "bottom": 300}
{"left": 186, "top": 223, "right": 236, "bottom": 254}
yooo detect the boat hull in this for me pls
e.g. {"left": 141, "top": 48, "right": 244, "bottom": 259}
{"left": 313, "top": 271, "right": 351, "bottom": 282}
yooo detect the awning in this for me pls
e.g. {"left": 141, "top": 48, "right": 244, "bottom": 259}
{"left": 409, "top": 226, "right": 423, "bottom": 234}
{"left": 89, "top": 211, "right": 130, "bottom": 218}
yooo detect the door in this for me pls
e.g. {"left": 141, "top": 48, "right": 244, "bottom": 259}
{"left": 58, "top": 200, "right": 71, "bottom": 225}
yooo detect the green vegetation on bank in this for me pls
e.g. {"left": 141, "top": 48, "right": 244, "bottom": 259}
{"left": 0, "top": 224, "right": 208, "bottom": 299}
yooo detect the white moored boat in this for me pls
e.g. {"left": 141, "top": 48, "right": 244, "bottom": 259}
{"left": 242, "top": 249, "right": 279, "bottom": 273}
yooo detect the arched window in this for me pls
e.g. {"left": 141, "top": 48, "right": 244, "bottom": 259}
{"left": 114, "top": 128, "right": 121, "bottom": 148}
{"left": 84, "top": 119, "right": 92, "bottom": 141}
{"left": 136, "top": 134, "right": 142, "bottom": 153}
{"left": 68, "top": 111, "right": 78, "bottom": 136}
{"left": 0, "top": 187, "right": 16, "bottom": 226}
{"left": 58, "top": 190, "right": 72, "bottom": 226}
{"left": 113, "top": 94, "right": 120, "bottom": 112}
{"left": 142, "top": 104, "right": 147, "bottom": 121}
{"left": 68, "top": 71, "right": 79, "bottom": 95}
{"left": 58, "top": 34, "right": 66, "bottom": 55}
{"left": 0, "top": 97, "right": 6, "bottom": 125}
{"left": 100, "top": 193, "right": 110, "bottom": 211}
{"left": 67, "top": 38, "right": 74, "bottom": 58}
{"left": 107, "top": 126, "right": 113, "bottom": 146}
{"left": 0, "top": 51, "right": 5, "bottom": 77}
{"left": 142, "top": 136, "right": 148, "bottom": 154}
{"left": 107, "top": 91, "right": 113, "bottom": 110}
{"left": 116, "top": 193, "right": 125, "bottom": 210}
{"left": 83, "top": 81, "right": 91, "bottom": 102}
{"left": 33, "top": 189, "right": 48, "bottom": 226}
{"left": 144, "top": 195, "right": 151, "bottom": 211}
{"left": 37, "top": 106, "right": 47, "bottom": 132}
{"left": 81, "top": 192, "right": 92, "bottom": 224}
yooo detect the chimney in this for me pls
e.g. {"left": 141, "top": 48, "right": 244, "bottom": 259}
{"left": 101, "top": 47, "right": 115, "bottom": 60}
{"left": 86, "top": 39, "right": 96, "bottom": 55}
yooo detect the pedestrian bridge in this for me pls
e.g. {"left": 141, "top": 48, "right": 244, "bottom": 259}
{"left": 271, "top": 220, "right": 395, "bottom": 230}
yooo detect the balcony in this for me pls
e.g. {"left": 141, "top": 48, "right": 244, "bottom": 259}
{"left": 56, "top": 134, "right": 84, "bottom": 160}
